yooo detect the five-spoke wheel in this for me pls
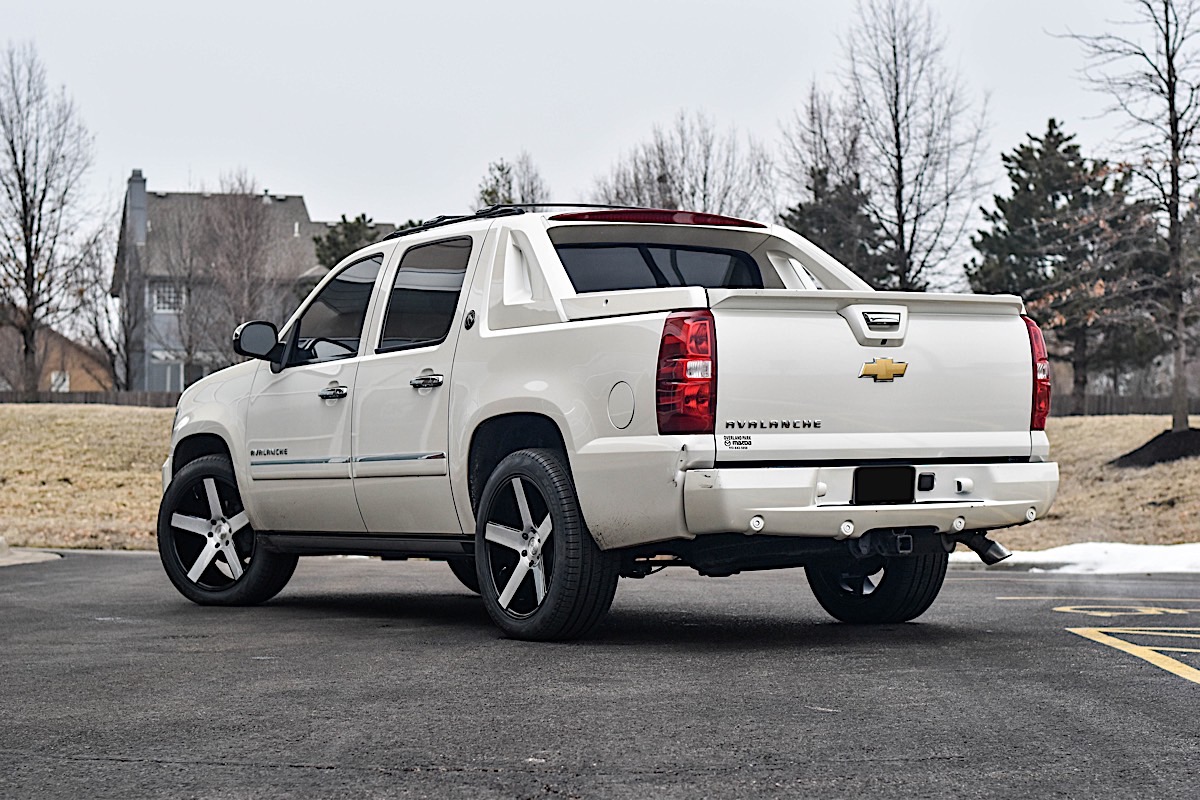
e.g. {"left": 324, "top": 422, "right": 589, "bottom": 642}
{"left": 158, "top": 455, "right": 297, "bottom": 605}
{"left": 475, "top": 449, "right": 618, "bottom": 640}
{"left": 483, "top": 473, "right": 557, "bottom": 616}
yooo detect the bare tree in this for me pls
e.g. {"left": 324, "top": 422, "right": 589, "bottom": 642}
{"left": 777, "top": 86, "right": 893, "bottom": 286}
{"left": 844, "top": 0, "right": 987, "bottom": 290}
{"left": 512, "top": 151, "right": 549, "bottom": 206}
{"left": 149, "top": 194, "right": 224, "bottom": 382}
{"left": 72, "top": 218, "right": 137, "bottom": 389}
{"left": 0, "top": 43, "right": 94, "bottom": 398}
{"left": 476, "top": 151, "right": 550, "bottom": 209}
{"left": 780, "top": 85, "right": 864, "bottom": 198}
{"left": 593, "top": 110, "right": 774, "bottom": 218}
{"left": 142, "top": 172, "right": 301, "bottom": 385}
{"left": 1069, "top": 0, "right": 1200, "bottom": 432}
{"left": 206, "top": 170, "right": 289, "bottom": 362}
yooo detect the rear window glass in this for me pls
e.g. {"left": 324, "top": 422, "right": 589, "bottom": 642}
{"left": 554, "top": 244, "right": 763, "bottom": 293}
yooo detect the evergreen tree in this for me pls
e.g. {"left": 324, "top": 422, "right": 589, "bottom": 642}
{"left": 476, "top": 152, "right": 549, "bottom": 209}
{"left": 967, "top": 120, "right": 1101, "bottom": 295}
{"left": 780, "top": 167, "right": 889, "bottom": 288}
{"left": 968, "top": 119, "right": 1166, "bottom": 402}
{"left": 477, "top": 160, "right": 515, "bottom": 207}
{"left": 314, "top": 213, "right": 383, "bottom": 269}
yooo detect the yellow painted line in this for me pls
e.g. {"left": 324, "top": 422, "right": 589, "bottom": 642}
{"left": 1067, "top": 627, "right": 1200, "bottom": 686}
{"left": 998, "top": 596, "right": 1200, "bottom": 603}
{"left": 1053, "top": 605, "right": 1190, "bottom": 617}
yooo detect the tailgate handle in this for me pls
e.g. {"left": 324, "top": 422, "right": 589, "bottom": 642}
{"left": 863, "top": 311, "right": 901, "bottom": 328}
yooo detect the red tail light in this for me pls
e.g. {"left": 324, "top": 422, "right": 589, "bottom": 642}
{"left": 1022, "top": 315, "right": 1051, "bottom": 431}
{"left": 657, "top": 310, "right": 717, "bottom": 434}
{"left": 550, "top": 209, "right": 765, "bottom": 228}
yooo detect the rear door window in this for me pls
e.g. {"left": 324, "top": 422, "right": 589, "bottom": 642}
{"left": 377, "top": 237, "right": 472, "bottom": 352}
{"left": 554, "top": 244, "right": 764, "bottom": 293}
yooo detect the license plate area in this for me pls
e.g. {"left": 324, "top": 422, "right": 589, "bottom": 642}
{"left": 852, "top": 466, "right": 916, "bottom": 505}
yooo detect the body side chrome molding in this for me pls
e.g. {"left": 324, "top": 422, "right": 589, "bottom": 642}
{"left": 250, "top": 457, "right": 351, "bottom": 467}
{"left": 353, "top": 452, "right": 447, "bottom": 463}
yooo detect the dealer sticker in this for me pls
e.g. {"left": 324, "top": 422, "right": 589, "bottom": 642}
{"left": 723, "top": 435, "right": 753, "bottom": 450}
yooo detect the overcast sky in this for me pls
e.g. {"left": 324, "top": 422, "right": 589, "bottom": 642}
{"left": 4, "top": 0, "right": 1135, "bottom": 227}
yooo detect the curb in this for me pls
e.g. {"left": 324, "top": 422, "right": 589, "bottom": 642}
{"left": 0, "top": 536, "right": 64, "bottom": 568}
{"left": 948, "top": 558, "right": 1071, "bottom": 572}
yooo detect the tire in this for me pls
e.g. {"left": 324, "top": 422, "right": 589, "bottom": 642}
{"left": 446, "top": 557, "right": 480, "bottom": 594}
{"left": 805, "top": 552, "right": 948, "bottom": 624}
{"left": 157, "top": 454, "right": 298, "bottom": 606}
{"left": 475, "top": 448, "right": 618, "bottom": 641}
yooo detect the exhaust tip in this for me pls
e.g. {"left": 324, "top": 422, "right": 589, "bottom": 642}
{"left": 962, "top": 532, "right": 1012, "bottom": 566}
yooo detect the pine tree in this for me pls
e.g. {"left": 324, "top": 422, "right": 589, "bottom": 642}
{"left": 967, "top": 120, "right": 1099, "bottom": 295}
{"left": 780, "top": 167, "right": 889, "bottom": 288}
{"left": 968, "top": 119, "right": 1166, "bottom": 403}
{"left": 476, "top": 152, "right": 549, "bottom": 209}
{"left": 313, "top": 213, "right": 382, "bottom": 269}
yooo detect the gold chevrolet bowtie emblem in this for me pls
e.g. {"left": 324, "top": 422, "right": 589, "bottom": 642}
{"left": 860, "top": 358, "right": 908, "bottom": 382}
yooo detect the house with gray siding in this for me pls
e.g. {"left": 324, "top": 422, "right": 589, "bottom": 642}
{"left": 113, "top": 169, "right": 393, "bottom": 391}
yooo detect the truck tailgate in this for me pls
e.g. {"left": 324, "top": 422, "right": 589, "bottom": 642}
{"left": 709, "top": 289, "right": 1033, "bottom": 463}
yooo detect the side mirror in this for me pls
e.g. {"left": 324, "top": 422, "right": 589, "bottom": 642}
{"left": 233, "top": 321, "right": 282, "bottom": 361}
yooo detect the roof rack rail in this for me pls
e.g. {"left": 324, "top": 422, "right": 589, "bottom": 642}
{"left": 475, "top": 202, "right": 648, "bottom": 212}
{"left": 379, "top": 203, "right": 661, "bottom": 241}
{"left": 380, "top": 206, "right": 526, "bottom": 240}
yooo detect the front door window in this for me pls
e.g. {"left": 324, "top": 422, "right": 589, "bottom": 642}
{"left": 287, "top": 254, "right": 383, "bottom": 365}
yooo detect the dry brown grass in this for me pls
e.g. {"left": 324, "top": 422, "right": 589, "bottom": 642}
{"left": 997, "top": 415, "right": 1200, "bottom": 550}
{"left": 1, "top": 404, "right": 172, "bottom": 550}
{"left": 1, "top": 405, "right": 1197, "bottom": 551}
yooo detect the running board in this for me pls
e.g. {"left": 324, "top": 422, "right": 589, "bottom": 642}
{"left": 260, "top": 532, "right": 473, "bottom": 559}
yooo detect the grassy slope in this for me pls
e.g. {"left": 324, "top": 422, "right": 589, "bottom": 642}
{"left": 1, "top": 404, "right": 172, "bottom": 549}
{"left": 0, "top": 405, "right": 1196, "bottom": 551}
{"left": 998, "top": 415, "right": 1200, "bottom": 551}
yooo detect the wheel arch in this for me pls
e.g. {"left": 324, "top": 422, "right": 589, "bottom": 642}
{"left": 467, "top": 412, "right": 569, "bottom": 515}
{"left": 172, "top": 433, "right": 234, "bottom": 477}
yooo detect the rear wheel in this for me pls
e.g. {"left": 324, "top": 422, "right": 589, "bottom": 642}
{"left": 158, "top": 455, "right": 298, "bottom": 606}
{"left": 805, "top": 552, "right": 948, "bottom": 624}
{"left": 475, "top": 449, "right": 618, "bottom": 641}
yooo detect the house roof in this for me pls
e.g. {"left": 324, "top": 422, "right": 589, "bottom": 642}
{"left": 144, "top": 192, "right": 329, "bottom": 280}
{"left": 113, "top": 173, "right": 397, "bottom": 295}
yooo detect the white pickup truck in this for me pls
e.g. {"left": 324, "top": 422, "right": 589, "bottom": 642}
{"left": 158, "top": 206, "right": 1058, "bottom": 640}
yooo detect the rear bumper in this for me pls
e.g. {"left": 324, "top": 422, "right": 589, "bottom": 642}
{"left": 683, "top": 461, "right": 1058, "bottom": 538}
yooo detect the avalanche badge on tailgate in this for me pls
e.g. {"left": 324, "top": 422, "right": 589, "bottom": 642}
{"left": 859, "top": 358, "right": 908, "bottom": 382}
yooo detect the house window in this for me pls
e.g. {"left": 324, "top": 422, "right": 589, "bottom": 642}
{"left": 149, "top": 361, "right": 183, "bottom": 392}
{"left": 49, "top": 371, "right": 70, "bottom": 392}
{"left": 154, "top": 284, "right": 185, "bottom": 313}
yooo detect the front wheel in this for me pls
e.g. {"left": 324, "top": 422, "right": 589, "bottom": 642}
{"left": 158, "top": 454, "right": 298, "bottom": 606}
{"left": 475, "top": 449, "right": 618, "bottom": 641}
{"left": 446, "top": 557, "right": 480, "bottom": 594}
{"left": 805, "top": 552, "right": 948, "bottom": 624}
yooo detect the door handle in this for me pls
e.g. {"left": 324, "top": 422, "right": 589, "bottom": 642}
{"left": 409, "top": 374, "right": 444, "bottom": 389}
{"left": 318, "top": 385, "right": 349, "bottom": 400}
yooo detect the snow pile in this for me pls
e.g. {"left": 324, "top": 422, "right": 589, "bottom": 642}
{"left": 950, "top": 541, "right": 1200, "bottom": 574}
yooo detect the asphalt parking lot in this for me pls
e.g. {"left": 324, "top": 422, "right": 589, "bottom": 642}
{"left": 2, "top": 552, "right": 1198, "bottom": 799}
